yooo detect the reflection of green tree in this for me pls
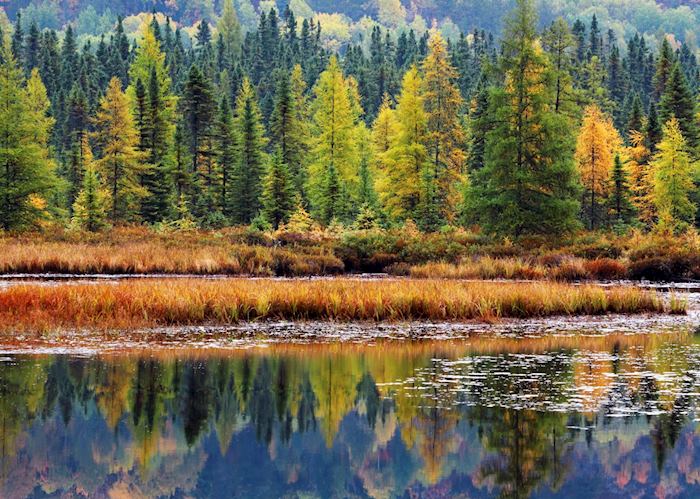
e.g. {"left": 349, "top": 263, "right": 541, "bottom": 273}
{"left": 652, "top": 373, "right": 695, "bottom": 471}
{"left": 0, "top": 357, "right": 47, "bottom": 477}
{"left": 180, "top": 360, "right": 214, "bottom": 446}
{"left": 476, "top": 408, "right": 572, "bottom": 498}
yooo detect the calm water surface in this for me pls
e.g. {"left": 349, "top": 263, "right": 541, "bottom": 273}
{"left": 3, "top": 323, "right": 700, "bottom": 498}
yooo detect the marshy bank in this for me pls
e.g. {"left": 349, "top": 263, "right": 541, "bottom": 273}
{"left": 5, "top": 227, "right": 700, "bottom": 282}
{"left": 0, "top": 278, "right": 679, "bottom": 333}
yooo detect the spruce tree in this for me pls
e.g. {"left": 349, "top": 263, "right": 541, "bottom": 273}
{"left": 231, "top": 78, "right": 268, "bottom": 224}
{"left": 467, "top": 0, "right": 580, "bottom": 236}
{"left": 72, "top": 163, "right": 109, "bottom": 232}
{"left": 659, "top": 63, "right": 698, "bottom": 151}
{"left": 261, "top": 149, "right": 295, "bottom": 229}
{"left": 609, "top": 154, "right": 636, "bottom": 225}
{"left": 216, "top": 95, "right": 236, "bottom": 219}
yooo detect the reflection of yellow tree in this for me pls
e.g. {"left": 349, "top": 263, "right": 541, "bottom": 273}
{"left": 308, "top": 349, "right": 365, "bottom": 447}
{"left": 92, "top": 357, "right": 136, "bottom": 429}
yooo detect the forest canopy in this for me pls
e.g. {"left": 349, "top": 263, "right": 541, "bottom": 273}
{"left": 1, "top": 0, "right": 700, "bottom": 237}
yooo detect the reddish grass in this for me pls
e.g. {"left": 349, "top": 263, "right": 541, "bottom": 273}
{"left": 0, "top": 279, "right": 670, "bottom": 332}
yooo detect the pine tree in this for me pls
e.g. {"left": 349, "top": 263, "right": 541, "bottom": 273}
{"left": 467, "top": 0, "right": 580, "bottom": 236}
{"left": 575, "top": 105, "right": 622, "bottom": 229}
{"left": 422, "top": 31, "right": 466, "bottom": 221}
{"left": 0, "top": 46, "right": 56, "bottom": 229}
{"left": 659, "top": 63, "right": 698, "bottom": 151}
{"left": 651, "top": 118, "right": 697, "bottom": 231}
{"left": 92, "top": 77, "right": 146, "bottom": 222}
{"left": 627, "top": 95, "right": 644, "bottom": 136}
{"left": 261, "top": 149, "right": 295, "bottom": 229}
{"left": 231, "top": 77, "right": 268, "bottom": 224}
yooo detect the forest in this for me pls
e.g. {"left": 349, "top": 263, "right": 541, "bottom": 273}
{"left": 1, "top": 0, "right": 700, "bottom": 262}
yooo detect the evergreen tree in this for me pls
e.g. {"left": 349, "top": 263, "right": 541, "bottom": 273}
{"left": 653, "top": 38, "right": 675, "bottom": 101}
{"left": 261, "top": 149, "right": 295, "bottom": 229}
{"left": 93, "top": 77, "right": 146, "bottom": 222}
{"left": 646, "top": 102, "right": 662, "bottom": 152}
{"left": 182, "top": 64, "right": 216, "bottom": 210}
{"left": 609, "top": 154, "right": 635, "bottom": 225}
{"left": 270, "top": 68, "right": 307, "bottom": 201}
{"left": 0, "top": 46, "right": 56, "bottom": 229}
{"left": 659, "top": 63, "right": 698, "bottom": 151}
{"left": 467, "top": 0, "right": 580, "bottom": 236}
{"left": 231, "top": 77, "right": 268, "bottom": 224}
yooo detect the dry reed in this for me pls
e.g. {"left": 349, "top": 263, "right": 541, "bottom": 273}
{"left": 0, "top": 279, "right": 671, "bottom": 332}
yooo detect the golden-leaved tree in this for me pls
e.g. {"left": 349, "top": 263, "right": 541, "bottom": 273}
{"left": 309, "top": 56, "right": 366, "bottom": 223}
{"left": 380, "top": 66, "right": 427, "bottom": 221}
{"left": 421, "top": 31, "right": 466, "bottom": 224}
{"left": 626, "top": 130, "right": 656, "bottom": 225}
{"left": 93, "top": 77, "right": 147, "bottom": 222}
{"left": 575, "top": 104, "right": 622, "bottom": 228}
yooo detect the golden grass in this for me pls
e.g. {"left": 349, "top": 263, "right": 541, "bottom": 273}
{"left": 0, "top": 279, "right": 671, "bottom": 332}
{"left": 407, "top": 257, "right": 629, "bottom": 281}
{"left": 0, "top": 239, "right": 343, "bottom": 276}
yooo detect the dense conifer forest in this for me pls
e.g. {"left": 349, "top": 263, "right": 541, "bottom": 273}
{"left": 1, "top": 0, "right": 700, "bottom": 238}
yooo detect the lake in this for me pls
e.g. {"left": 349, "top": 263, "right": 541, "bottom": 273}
{"left": 2, "top": 315, "right": 700, "bottom": 498}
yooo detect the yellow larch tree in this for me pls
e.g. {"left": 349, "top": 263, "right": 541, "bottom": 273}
{"left": 575, "top": 104, "right": 622, "bottom": 229}
{"left": 422, "top": 31, "right": 466, "bottom": 221}
{"left": 625, "top": 130, "right": 656, "bottom": 225}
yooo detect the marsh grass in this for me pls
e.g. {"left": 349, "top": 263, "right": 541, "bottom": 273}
{"left": 406, "top": 257, "right": 628, "bottom": 281}
{"left": 0, "top": 279, "right": 671, "bottom": 332}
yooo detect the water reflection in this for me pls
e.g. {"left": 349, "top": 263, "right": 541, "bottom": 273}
{"left": 2, "top": 333, "right": 700, "bottom": 497}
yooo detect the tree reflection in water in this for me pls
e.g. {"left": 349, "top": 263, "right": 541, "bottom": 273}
{"left": 1, "top": 332, "right": 700, "bottom": 497}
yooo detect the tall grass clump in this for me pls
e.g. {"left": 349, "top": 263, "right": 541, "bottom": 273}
{"left": 0, "top": 279, "right": 672, "bottom": 332}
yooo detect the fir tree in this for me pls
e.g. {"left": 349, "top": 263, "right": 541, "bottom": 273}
{"left": 609, "top": 154, "right": 635, "bottom": 225}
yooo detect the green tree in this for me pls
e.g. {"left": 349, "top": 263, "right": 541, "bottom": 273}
{"left": 231, "top": 77, "right": 268, "bottom": 224}
{"left": 261, "top": 149, "right": 295, "bottom": 229}
{"left": 651, "top": 118, "right": 697, "bottom": 231}
{"left": 0, "top": 48, "right": 56, "bottom": 229}
{"left": 467, "top": 0, "right": 580, "bottom": 236}
{"left": 659, "top": 63, "right": 698, "bottom": 151}
{"left": 609, "top": 154, "right": 636, "bottom": 225}
{"left": 72, "top": 159, "right": 109, "bottom": 232}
